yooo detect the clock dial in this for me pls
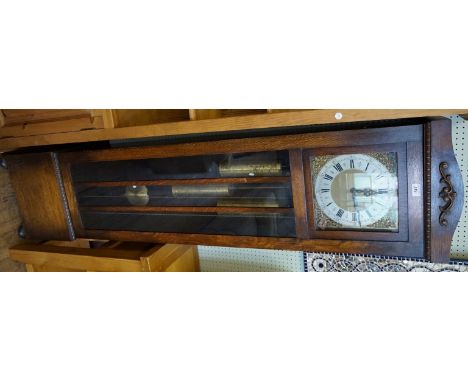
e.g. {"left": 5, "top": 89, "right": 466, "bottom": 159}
{"left": 312, "top": 153, "right": 398, "bottom": 231}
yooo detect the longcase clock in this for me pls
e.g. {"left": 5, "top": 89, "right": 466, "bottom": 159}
{"left": 4, "top": 119, "right": 464, "bottom": 263}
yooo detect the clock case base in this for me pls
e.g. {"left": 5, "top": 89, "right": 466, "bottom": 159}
{"left": 5, "top": 119, "right": 463, "bottom": 263}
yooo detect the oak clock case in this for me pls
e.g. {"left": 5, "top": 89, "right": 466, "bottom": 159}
{"left": 4, "top": 120, "right": 463, "bottom": 263}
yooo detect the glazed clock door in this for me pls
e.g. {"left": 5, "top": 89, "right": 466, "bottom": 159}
{"left": 304, "top": 143, "right": 410, "bottom": 241}
{"left": 67, "top": 150, "right": 297, "bottom": 239}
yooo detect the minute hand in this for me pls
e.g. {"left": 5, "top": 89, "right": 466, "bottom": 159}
{"left": 350, "top": 188, "right": 388, "bottom": 196}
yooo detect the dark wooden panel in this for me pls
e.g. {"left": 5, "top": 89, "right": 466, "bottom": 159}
{"left": 5, "top": 152, "right": 74, "bottom": 240}
{"left": 406, "top": 141, "right": 425, "bottom": 258}
{"left": 289, "top": 149, "right": 309, "bottom": 239}
{"left": 426, "top": 120, "right": 464, "bottom": 263}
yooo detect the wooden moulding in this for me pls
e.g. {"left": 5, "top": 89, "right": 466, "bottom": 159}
{"left": 425, "top": 120, "right": 464, "bottom": 263}
{"left": 2, "top": 109, "right": 467, "bottom": 151}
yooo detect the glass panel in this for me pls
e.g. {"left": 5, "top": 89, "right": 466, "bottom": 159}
{"left": 75, "top": 182, "right": 293, "bottom": 208}
{"left": 71, "top": 151, "right": 291, "bottom": 182}
{"left": 72, "top": 149, "right": 295, "bottom": 238}
{"left": 311, "top": 152, "right": 399, "bottom": 231}
{"left": 81, "top": 211, "right": 296, "bottom": 238}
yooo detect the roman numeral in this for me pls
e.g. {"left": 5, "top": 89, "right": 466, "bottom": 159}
{"left": 321, "top": 188, "right": 330, "bottom": 193}
{"left": 324, "top": 174, "right": 333, "bottom": 181}
{"left": 336, "top": 209, "right": 344, "bottom": 218}
{"left": 365, "top": 162, "right": 370, "bottom": 171}
{"left": 352, "top": 212, "right": 357, "bottom": 221}
{"left": 333, "top": 163, "right": 343, "bottom": 172}
{"left": 377, "top": 188, "right": 388, "bottom": 194}
{"left": 326, "top": 202, "right": 333, "bottom": 207}
{"left": 350, "top": 159, "right": 355, "bottom": 169}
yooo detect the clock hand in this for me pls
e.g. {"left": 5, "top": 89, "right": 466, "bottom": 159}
{"left": 350, "top": 188, "right": 362, "bottom": 227}
{"left": 351, "top": 188, "right": 358, "bottom": 208}
{"left": 365, "top": 189, "right": 390, "bottom": 196}
{"left": 350, "top": 187, "right": 366, "bottom": 194}
{"left": 350, "top": 188, "right": 389, "bottom": 197}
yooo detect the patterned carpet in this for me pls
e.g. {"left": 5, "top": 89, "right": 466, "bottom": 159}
{"left": 305, "top": 252, "right": 467, "bottom": 272}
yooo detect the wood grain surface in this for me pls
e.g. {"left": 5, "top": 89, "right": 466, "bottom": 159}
{"left": 5, "top": 153, "right": 75, "bottom": 241}
{"left": 426, "top": 120, "right": 465, "bottom": 263}
{"left": 0, "top": 168, "right": 24, "bottom": 271}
